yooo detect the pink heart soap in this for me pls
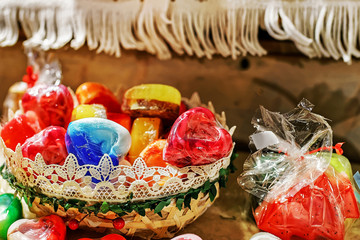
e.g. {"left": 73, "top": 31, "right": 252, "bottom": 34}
{"left": 163, "top": 107, "right": 232, "bottom": 167}
{"left": 21, "top": 84, "right": 74, "bottom": 128}
{"left": 22, "top": 126, "right": 67, "bottom": 165}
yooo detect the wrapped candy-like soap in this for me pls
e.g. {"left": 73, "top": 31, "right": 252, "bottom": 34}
{"left": 7, "top": 215, "right": 66, "bottom": 240}
{"left": 21, "top": 126, "right": 67, "bottom": 165}
{"left": 72, "top": 104, "right": 107, "bottom": 121}
{"left": 163, "top": 107, "right": 232, "bottom": 167}
{"left": 1, "top": 111, "right": 42, "bottom": 151}
{"left": 76, "top": 82, "right": 122, "bottom": 113}
{"left": 65, "top": 118, "right": 131, "bottom": 166}
{"left": 128, "top": 117, "right": 161, "bottom": 164}
{"left": 121, "top": 84, "right": 181, "bottom": 120}
{"left": 0, "top": 194, "right": 22, "bottom": 240}
{"left": 21, "top": 84, "right": 74, "bottom": 128}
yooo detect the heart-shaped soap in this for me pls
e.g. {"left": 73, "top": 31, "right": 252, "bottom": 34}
{"left": 7, "top": 215, "right": 66, "bottom": 240}
{"left": 65, "top": 118, "right": 131, "bottom": 166}
{"left": 163, "top": 107, "right": 232, "bottom": 167}
{"left": 21, "top": 84, "right": 74, "bottom": 128}
{"left": 21, "top": 126, "right": 67, "bottom": 165}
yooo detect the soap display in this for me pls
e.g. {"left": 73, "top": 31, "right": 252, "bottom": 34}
{"left": 72, "top": 104, "right": 107, "bottom": 121}
{"left": 76, "top": 82, "right": 122, "bottom": 113}
{"left": 65, "top": 118, "right": 131, "bottom": 166}
{"left": 128, "top": 117, "right": 161, "bottom": 164}
{"left": 238, "top": 100, "right": 360, "bottom": 240}
{"left": 1, "top": 111, "right": 42, "bottom": 151}
{"left": 7, "top": 215, "right": 66, "bottom": 240}
{"left": 21, "top": 126, "right": 67, "bottom": 165}
{"left": 121, "top": 84, "right": 181, "bottom": 120}
{"left": 163, "top": 107, "right": 233, "bottom": 167}
{"left": 0, "top": 79, "right": 234, "bottom": 239}
{"left": 0, "top": 194, "right": 22, "bottom": 240}
{"left": 21, "top": 84, "right": 74, "bottom": 128}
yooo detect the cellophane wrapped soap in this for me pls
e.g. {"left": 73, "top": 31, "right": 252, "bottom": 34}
{"left": 238, "top": 99, "right": 360, "bottom": 240}
{"left": 21, "top": 84, "right": 74, "bottom": 128}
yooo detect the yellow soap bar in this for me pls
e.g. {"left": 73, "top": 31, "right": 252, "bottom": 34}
{"left": 122, "top": 84, "right": 181, "bottom": 120}
{"left": 71, "top": 104, "right": 107, "bottom": 121}
{"left": 128, "top": 117, "right": 161, "bottom": 165}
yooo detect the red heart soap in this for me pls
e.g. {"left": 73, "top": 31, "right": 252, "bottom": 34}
{"left": 76, "top": 82, "right": 122, "bottom": 113}
{"left": 1, "top": 111, "right": 42, "bottom": 151}
{"left": 21, "top": 84, "right": 74, "bottom": 128}
{"left": 163, "top": 107, "right": 232, "bottom": 167}
{"left": 21, "top": 126, "right": 67, "bottom": 165}
{"left": 254, "top": 172, "right": 359, "bottom": 240}
{"left": 7, "top": 215, "right": 66, "bottom": 240}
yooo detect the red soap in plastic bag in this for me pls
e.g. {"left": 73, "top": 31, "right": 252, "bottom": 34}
{"left": 21, "top": 84, "right": 74, "bottom": 128}
{"left": 238, "top": 99, "right": 360, "bottom": 240}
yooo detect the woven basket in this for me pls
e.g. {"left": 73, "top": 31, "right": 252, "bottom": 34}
{"left": 28, "top": 183, "right": 219, "bottom": 239}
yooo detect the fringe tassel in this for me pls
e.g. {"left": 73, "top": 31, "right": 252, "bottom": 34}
{"left": 266, "top": 1, "right": 360, "bottom": 64}
{"left": 1, "top": 0, "right": 360, "bottom": 62}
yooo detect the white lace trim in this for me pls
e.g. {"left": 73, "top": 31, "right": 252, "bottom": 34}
{"left": 2, "top": 139, "right": 234, "bottom": 203}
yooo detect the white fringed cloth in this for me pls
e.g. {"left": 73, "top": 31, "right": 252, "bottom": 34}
{"left": 0, "top": 0, "right": 359, "bottom": 63}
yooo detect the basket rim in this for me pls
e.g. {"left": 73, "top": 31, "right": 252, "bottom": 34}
{"left": 0, "top": 152, "right": 236, "bottom": 217}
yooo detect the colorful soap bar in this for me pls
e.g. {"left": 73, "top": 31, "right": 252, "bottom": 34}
{"left": 72, "top": 104, "right": 107, "bottom": 121}
{"left": 76, "top": 82, "right": 121, "bottom": 113}
{"left": 0, "top": 194, "right": 22, "bottom": 240}
{"left": 1, "top": 111, "right": 42, "bottom": 151}
{"left": 22, "top": 126, "right": 67, "bottom": 165}
{"left": 128, "top": 117, "right": 161, "bottom": 164}
{"left": 7, "top": 215, "right": 66, "bottom": 240}
{"left": 163, "top": 107, "right": 232, "bottom": 167}
{"left": 107, "top": 112, "right": 132, "bottom": 132}
{"left": 121, "top": 84, "right": 181, "bottom": 120}
{"left": 65, "top": 118, "right": 131, "bottom": 166}
{"left": 21, "top": 84, "right": 74, "bottom": 128}
{"left": 139, "top": 139, "right": 167, "bottom": 167}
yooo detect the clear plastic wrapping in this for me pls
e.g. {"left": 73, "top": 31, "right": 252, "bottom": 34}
{"left": 25, "top": 47, "right": 62, "bottom": 86}
{"left": 238, "top": 99, "right": 360, "bottom": 240}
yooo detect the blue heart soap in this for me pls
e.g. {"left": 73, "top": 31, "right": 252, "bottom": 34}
{"left": 65, "top": 118, "right": 131, "bottom": 166}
